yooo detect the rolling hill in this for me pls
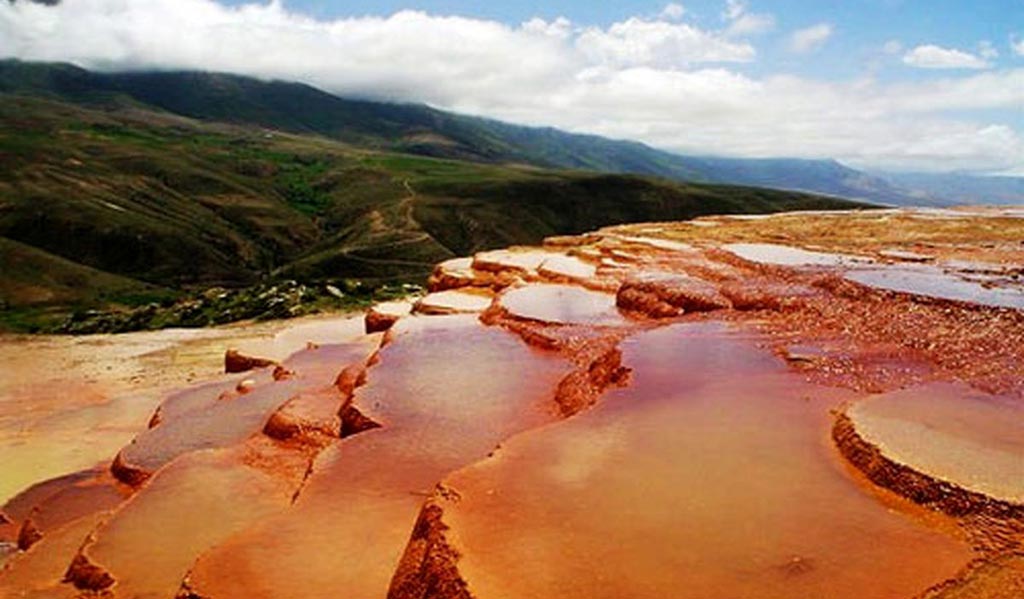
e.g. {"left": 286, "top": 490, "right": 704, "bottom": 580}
{"left": 0, "top": 60, "right": 933, "bottom": 204}
{"left": 0, "top": 61, "right": 876, "bottom": 331}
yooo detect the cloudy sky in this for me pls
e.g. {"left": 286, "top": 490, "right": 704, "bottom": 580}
{"left": 1, "top": 0, "right": 1022, "bottom": 174}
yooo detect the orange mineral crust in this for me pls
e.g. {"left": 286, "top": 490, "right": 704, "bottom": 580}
{"left": 1, "top": 207, "right": 1021, "bottom": 598}
{"left": 424, "top": 325, "right": 974, "bottom": 599}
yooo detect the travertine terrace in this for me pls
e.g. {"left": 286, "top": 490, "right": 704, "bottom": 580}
{"left": 2, "top": 207, "right": 1023, "bottom": 598}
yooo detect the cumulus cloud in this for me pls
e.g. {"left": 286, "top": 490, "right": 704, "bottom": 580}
{"left": 575, "top": 17, "right": 754, "bottom": 68}
{"left": 903, "top": 44, "right": 991, "bottom": 69}
{"left": 788, "top": 23, "right": 833, "bottom": 54}
{"left": 0, "top": 0, "right": 1021, "bottom": 173}
{"left": 721, "top": 0, "right": 775, "bottom": 37}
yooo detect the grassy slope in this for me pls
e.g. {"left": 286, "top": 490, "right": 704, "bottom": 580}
{"left": 0, "top": 92, "right": 871, "bottom": 331}
{"left": 0, "top": 61, "right": 912, "bottom": 204}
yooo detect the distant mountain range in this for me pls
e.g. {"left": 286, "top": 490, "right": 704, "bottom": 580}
{"left": 871, "top": 171, "right": 1024, "bottom": 206}
{"left": 2, "top": 60, "right": 1017, "bottom": 207}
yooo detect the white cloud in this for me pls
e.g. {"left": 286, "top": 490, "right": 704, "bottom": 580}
{"left": 659, "top": 3, "right": 685, "bottom": 21}
{"left": 978, "top": 40, "right": 998, "bottom": 60}
{"left": 522, "top": 16, "right": 573, "bottom": 40}
{"left": 723, "top": 0, "right": 746, "bottom": 21}
{"left": 575, "top": 18, "right": 754, "bottom": 68}
{"left": 721, "top": 0, "right": 774, "bottom": 37}
{"left": 788, "top": 23, "right": 833, "bottom": 54}
{"left": 0, "top": 0, "right": 1021, "bottom": 173}
{"left": 726, "top": 12, "right": 775, "bottom": 37}
{"left": 1012, "top": 36, "right": 1024, "bottom": 56}
{"left": 903, "top": 44, "right": 991, "bottom": 69}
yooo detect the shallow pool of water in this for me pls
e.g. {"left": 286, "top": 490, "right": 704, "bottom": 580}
{"left": 845, "top": 266, "right": 1024, "bottom": 309}
{"left": 499, "top": 284, "right": 626, "bottom": 325}
{"left": 183, "top": 315, "right": 569, "bottom": 599}
{"left": 725, "top": 243, "right": 870, "bottom": 267}
{"left": 441, "top": 323, "right": 973, "bottom": 599}
{"left": 848, "top": 382, "right": 1024, "bottom": 504}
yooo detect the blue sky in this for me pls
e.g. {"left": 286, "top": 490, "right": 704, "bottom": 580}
{"left": 218, "top": 0, "right": 1022, "bottom": 77}
{"left": 2, "top": 0, "right": 1022, "bottom": 173}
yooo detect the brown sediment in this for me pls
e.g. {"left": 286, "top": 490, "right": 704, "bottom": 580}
{"left": 552, "top": 342, "right": 630, "bottom": 417}
{"left": 16, "top": 517, "right": 42, "bottom": 550}
{"left": 235, "top": 378, "right": 257, "bottom": 394}
{"left": 240, "top": 436, "right": 315, "bottom": 487}
{"left": 1, "top": 470, "right": 129, "bottom": 555}
{"left": 615, "top": 286, "right": 680, "bottom": 317}
{"left": 272, "top": 365, "right": 294, "bottom": 381}
{"left": 176, "top": 581, "right": 208, "bottom": 599}
{"left": 264, "top": 362, "right": 374, "bottom": 448}
{"left": 387, "top": 501, "right": 475, "bottom": 599}
{"left": 0, "top": 511, "right": 109, "bottom": 596}
{"left": 106, "top": 340, "right": 380, "bottom": 488}
{"left": 64, "top": 552, "right": 115, "bottom": 591}
{"left": 367, "top": 302, "right": 415, "bottom": 334}
{"left": 832, "top": 412, "right": 1024, "bottom": 521}
{"left": 335, "top": 363, "right": 368, "bottom": 396}
{"left": 367, "top": 307, "right": 403, "bottom": 333}
{"left": 427, "top": 257, "right": 507, "bottom": 293}
{"left": 337, "top": 361, "right": 380, "bottom": 438}
{"left": 0, "top": 510, "right": 11, "bottom": 545}
{"left": 339, "top": 403, "right": 382, "bottom": 437}
{"left": 718, "top": 277, "right": 819, "bottom": 311}
{"left": 590, "top": 214, "right": 1024, "bottom": 398}
{"left": 147, "top": 406, "right": 163, "bottom": 428}
{"left": 262, "top": 388, "right": 344, "bottom": 447}
{"left": 224, "top": 349, "right": 278, "bottom": 373}
{"left": 917, "top": 554, "right": 1024, "bottom": 599}
{"left": 481, "top": 301, "right": 634, "bottom": 417}
{"left": 264, "top": 349, "right": 381, "bottom": 474}
{"left": 729, "top": 272, "right": 1024, "bottom": 397}
{"left": 110, "top": 450, "right": 151, "bottom": 487}
{"left": 615, "top": 273, "right": 732, "bottom": 318}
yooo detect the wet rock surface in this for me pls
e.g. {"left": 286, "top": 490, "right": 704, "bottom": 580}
{"left": 425, "top": 325, "right": 973, "bottom": 599}
{"left": 834, "top": 383, "right": 1024, "bottom": 517}
{"left": 1, "top": 207, "right": 1022, "bottom": 597}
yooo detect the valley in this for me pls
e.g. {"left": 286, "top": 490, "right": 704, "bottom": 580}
{"left": 0, "top": 63, "right": 870, "bottom": 332}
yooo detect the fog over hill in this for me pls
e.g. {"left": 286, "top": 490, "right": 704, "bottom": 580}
{"left": 3, "top": 60, "right": 1019, "bottom": 207}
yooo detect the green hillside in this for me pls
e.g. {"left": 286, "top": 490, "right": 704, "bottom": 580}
{"left": 0, "top": 73, "right": 871, "bottom": 332}
{"left": 0, "top": 60, "right": 925, "bottom": 204}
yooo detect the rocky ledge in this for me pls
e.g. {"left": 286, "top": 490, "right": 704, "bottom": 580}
{"left": 1, "top": 207, "right": 1022, "bottom": 598}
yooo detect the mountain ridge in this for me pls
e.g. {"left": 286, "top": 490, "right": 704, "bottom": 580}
{"left": 0, "top": 81, "right": 869, "bottom": 331}
{"left": 0, "top": 59, "right": 954, "bottom": 206}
